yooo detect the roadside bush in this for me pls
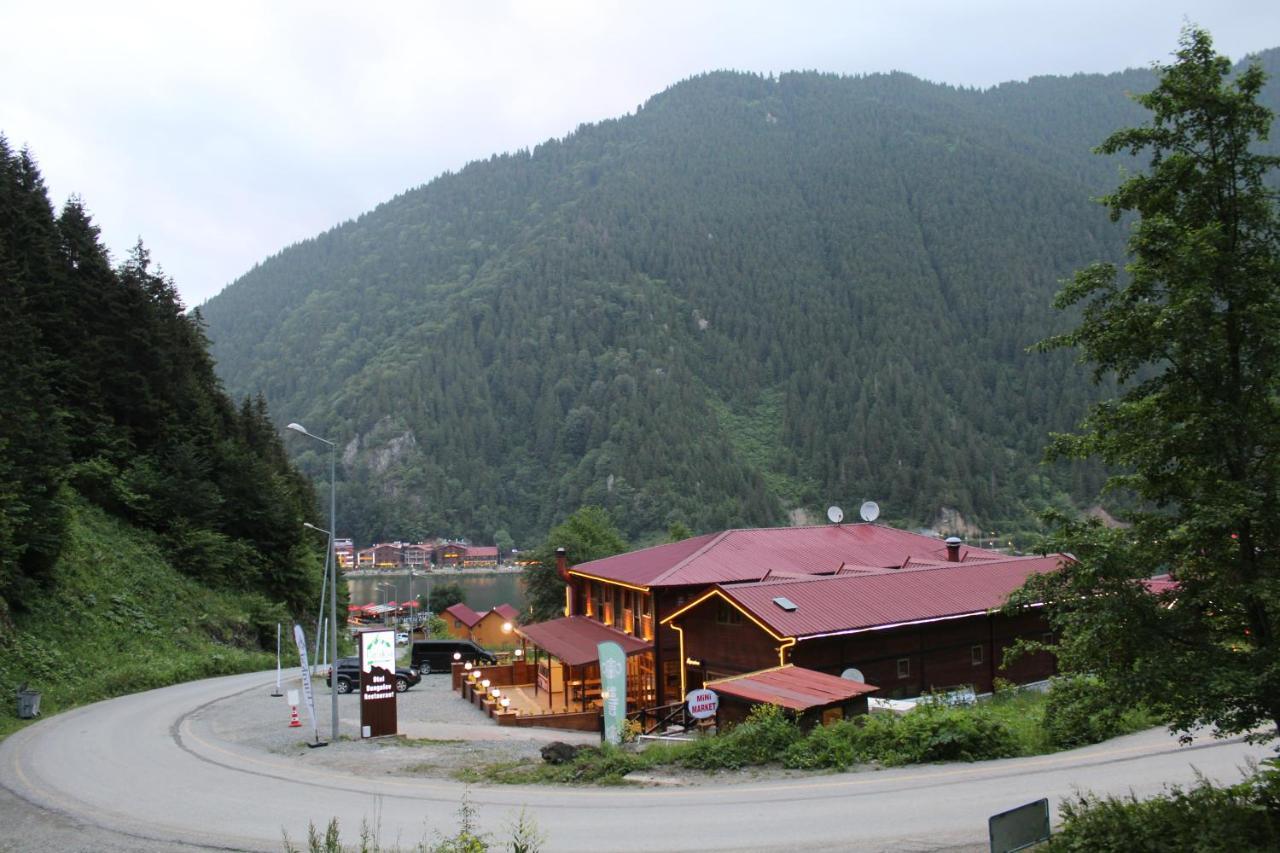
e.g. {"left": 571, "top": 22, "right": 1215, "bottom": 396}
{"left": 783, "top": 719, "right": 858, "bottom": 770}
{"left": 853, "top": 703, "right": 1020, "bottom": 766}
{"left": 1041, "top": 675, "right": 1127, "bottom": 749}
{"left": 782, "top": 702, "right": 1019, "bottom": 770}
{"left": 893, "top": 702, "right": 1020, "bottom": 763}
{"left": 1043, "top": 764, "right": 1280, "bottom": 851}
{"left": 678, "top": 704, "right": 802, "bottom": 770}
{"left": 561, "top": 745, "right": 643, "bottom": 784}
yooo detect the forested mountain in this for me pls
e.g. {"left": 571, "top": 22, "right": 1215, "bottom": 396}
{"left": 202, "top": 51, "right": 1280, "bottom": 547}
{"left": 0, "top": 137, "right": 321, "bottom": 621}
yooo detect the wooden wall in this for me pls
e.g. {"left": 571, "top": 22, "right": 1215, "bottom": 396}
{"left": 673, "top": 602, "right": 1056, "bottom": 699}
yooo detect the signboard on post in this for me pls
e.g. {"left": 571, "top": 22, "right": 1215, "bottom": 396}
{"left": 686, "top": 688, "right": 719, "bottom": 720}
{"left": 597, "top": 641, "right": 626, "bottom": 745}
{"left": 359, "top": 629, "right": 398, "bottom": 738}
{"left": 989, "top": 798, "right": 1050, "bottom": 852}
{"left": 291, "top": 624, "right": 321, "bottom": 744}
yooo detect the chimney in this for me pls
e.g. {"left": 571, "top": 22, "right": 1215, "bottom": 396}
{"left": 556, "top": 546, "right": 574, "bottom": 615}
{"left": 945, "top": 536, "right": 963, "bottom": 562}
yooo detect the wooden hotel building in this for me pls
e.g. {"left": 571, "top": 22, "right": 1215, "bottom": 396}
{"left": 517, "top": 524, "right": 1064, "bottom": 713}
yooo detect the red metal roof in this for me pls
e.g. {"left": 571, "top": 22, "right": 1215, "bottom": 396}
{"left": 466, "top": 546, "right": 499, "bottom": 558}
{"left": 443, "top": 603, "right": 483, "bottom": 627}
{"left": 706, "top": 666, "right": 878, "bottom": 712}
{"left": 569, "top": 524, "right": 1007, "bottom": 588}
{"left": 702, "top": 555, "right": 1067, "bottom": 639}
{"left": 491, "top": 603, "right": 520, "bottom": 622}
{"left": 515, "top": 616, "right": 652, "bottom": 667}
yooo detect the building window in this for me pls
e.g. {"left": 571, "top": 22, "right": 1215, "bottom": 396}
{"left": 602, "top": 602, "right": 614, "bottom": 626}
{"left": 896, "top": 658, "right": 910, "bottom": 679}
{"left": 971, "top": 644, "right": 984, "bottom": 666}
{"left": 623, "top": 608, "right": 634, "bottom": 635}
{"left": 716, "top": 602, "right": 743, "bottom": 625}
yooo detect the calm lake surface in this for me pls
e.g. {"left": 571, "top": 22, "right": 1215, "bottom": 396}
{"left": 346, "top": 571, "right": 529, "bottom": 616}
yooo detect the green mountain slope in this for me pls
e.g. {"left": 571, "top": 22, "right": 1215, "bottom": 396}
{"left": 1, "top": 135, "right": 323, "bottom": 622}
{"left": 0, "top": 495, "right": 292, "bottom": 738}
{"left": 202, "top": 53, "right": 1280, "bottom": 546}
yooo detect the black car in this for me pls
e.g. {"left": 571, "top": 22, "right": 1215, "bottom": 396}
{"left": 324, "top": 657, "right": 421, "bottom": 694}
{"left": 410, "top": 640, "right": 497, "bottom": 674}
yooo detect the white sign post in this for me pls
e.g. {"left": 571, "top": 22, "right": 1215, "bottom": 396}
{"left": 272, "top": 622, "right": 283, "bottom": 697}
{"left": 292, "top": 624, "right": 325, "bottom": 746}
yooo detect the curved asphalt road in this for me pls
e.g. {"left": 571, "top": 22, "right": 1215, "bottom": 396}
{"left": 1, "top": 671, "right": 1272, "bottom": 852}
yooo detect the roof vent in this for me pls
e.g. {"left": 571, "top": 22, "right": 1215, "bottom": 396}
{"left": 772, "top": 596, "right": 798, "bottom": 612}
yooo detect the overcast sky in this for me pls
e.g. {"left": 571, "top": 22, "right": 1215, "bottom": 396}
{"left": 4, "top": 2, "right": 1278, "bottom": 308}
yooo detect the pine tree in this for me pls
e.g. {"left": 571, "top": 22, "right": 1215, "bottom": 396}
{"left": 1023, "top": 28, "right": 1280, "bottom": 739}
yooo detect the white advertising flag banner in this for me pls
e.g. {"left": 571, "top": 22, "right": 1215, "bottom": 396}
{"left": 292, "top": 624, "right": 321, "bottom": 741}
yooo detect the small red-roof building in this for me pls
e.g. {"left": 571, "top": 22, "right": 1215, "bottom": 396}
{"left": 462, "top": 546, "right": 499, "bottom": 568}
{"left": 442, "top": 602, "right": 522, "bottom": 647}
{"left": 371, "top": 543, "right": 403, "bottom": 569}
{"left": 436, "top": 542, "right": 467, "bottom": 568}
{"left": 706, "top": 665, "right": 879, "bottom": 728}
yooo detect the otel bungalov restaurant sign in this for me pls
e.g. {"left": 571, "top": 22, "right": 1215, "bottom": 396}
{"left": 360, "top": 629, "right": 397, "bottom": 738}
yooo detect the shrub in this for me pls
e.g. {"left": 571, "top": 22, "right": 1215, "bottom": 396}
{"left": 783, "top": 719, "right": 858, "bottom": 770}
{"left": 897, "top": 702, "right": 1019, "bottom": 763}
{"left": 678, "top": 704, "right": 802, "bottom": 770}
{"left": 781, "top": 703, "right": 1019, "bottom": 770}
{"left": 1044, "top": 764, "right": 1280, "bottom": 851}
{"left": 1041, "top": 675, "right": 1126, "bottom": 749}
{"left": 562, "top": 745, "right": 642, "bottom": 784}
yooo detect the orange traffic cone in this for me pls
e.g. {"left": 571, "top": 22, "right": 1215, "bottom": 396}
{"left": 289, "top": 705, "right": 301, "bottom": 727}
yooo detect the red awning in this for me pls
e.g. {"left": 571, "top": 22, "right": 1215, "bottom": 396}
{"left": 347, "top": 605, "right": 361, "bottom": 612}
{"left": 402, "top": 600, "right": 421, "bottom": 608}
{"left": 515, "top": 616, "right": 651, "bottom": 667}
{"left": 706, "top": 666, "right": 878, "bottom": 712}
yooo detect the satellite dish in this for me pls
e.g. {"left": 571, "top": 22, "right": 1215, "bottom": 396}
{"left": 859, "top": 501, "right": 880, "bottom": 522}
{"left": 827, "top": 505, "right": 844, "bottom": 524}
{"left": 841, "top": 667, "right": 866, "bottom": 683}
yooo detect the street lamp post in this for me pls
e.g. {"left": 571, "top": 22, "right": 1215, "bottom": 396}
{"left": 378, "top": 582, "right": 396, "bottom": 628}
{"left": 302, "top": 522, "right": 331, "bottom": 672}
{"left": 287, "top": 422, "right": 339, "bottom": 743}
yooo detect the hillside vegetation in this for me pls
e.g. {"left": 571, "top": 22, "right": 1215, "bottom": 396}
{"left": 200, "top": 51, "right": 1277, "bottom": 546}
{"left": 0, "top": 496, "right": 297, "bottom": 738}
{"left": 1, "top": 136, "right": 325, "bottom": 727}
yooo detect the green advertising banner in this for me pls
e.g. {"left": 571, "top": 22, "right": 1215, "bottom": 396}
{"left": 597, "top": 641, "right": 626, "bottom": 745}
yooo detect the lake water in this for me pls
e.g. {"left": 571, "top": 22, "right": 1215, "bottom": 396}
{"left": 346, "top": 571, "right": 529, "bottom": 617}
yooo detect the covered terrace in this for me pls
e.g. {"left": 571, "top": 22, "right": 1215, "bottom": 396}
{"left": 515, "top": 616, "right": 654, "bottom": 714}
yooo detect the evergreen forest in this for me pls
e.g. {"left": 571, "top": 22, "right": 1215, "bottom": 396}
{"left": 0, "top": 136, "right": 322, "bottom": 622}
{"left": 200, "top": 53, "right": 1280, "bottom": 547}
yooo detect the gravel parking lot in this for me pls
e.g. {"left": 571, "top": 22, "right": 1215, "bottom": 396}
{"left": 197, "top": 669, "right": 599, "bottom": 780}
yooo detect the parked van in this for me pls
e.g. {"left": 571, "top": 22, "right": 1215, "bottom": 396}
{"left": 411, "top": 640, "right": 497, "bottom": 674}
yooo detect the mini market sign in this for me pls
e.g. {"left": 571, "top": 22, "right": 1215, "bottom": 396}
{"left": 686, "top": 688, "right": 719, "bottom": 719}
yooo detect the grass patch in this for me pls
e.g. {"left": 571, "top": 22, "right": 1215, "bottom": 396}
{"left": 462, "top": 686, "right": 1164, "bottom": 785}
{"left": 0, "top": 498, "right": 319, "bottom": 741}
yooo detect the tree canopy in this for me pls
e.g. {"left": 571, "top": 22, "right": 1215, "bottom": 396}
{"left": 523, "top": 506, "right": 628, "bottom": 622}
{"left": 0, "top": 137, "right": 323, "bottom": 621}
{"left": 197, "top": 55, "right": 1280, "bottom": 546}
{"left": 1018, "top": 28, "right": 1280, "bottom": 739}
